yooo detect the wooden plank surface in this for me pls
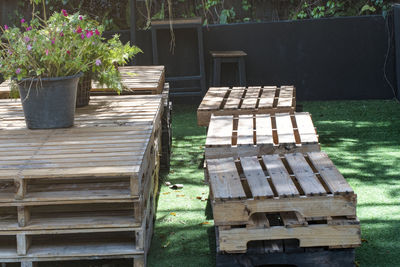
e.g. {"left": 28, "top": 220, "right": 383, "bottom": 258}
{"left": 206, "top": 115, "right": 233, "bottom": 146}
{"left": 295, "top": 113, "right": 318, "bottom": 143}
{"left": 224, "top": 88, "right": 244, "bottom": 109}
{"left": 275, "top": 113, "right": 296, "bottom": 145}
{"left": 241, "top": 87, "right": 260, "bottom": 109}
{"left": 261, "top": 154, "right": 299, "bottom": 197}
{"left": 255, "top": 114, "right": 273, "bottom": 145}
{"left": 237, "top": 115, "right": 254, "bottom": 146}
{"left": 258, "top": 87, "right": 276, "bottom": 108}
{"left": 307, "top": 152, "right": 353, "bottom": 195}
{"left": 285, "top": 153, "right": 326, "bottom": 196}
{"left": 0, "top": 95, "right": 162, "bottom": 130}
{"left": 208, "top": 158, "right": 246, "bottom": 200}
{"left": 240, "top": 156, "right": 274, "bottom": 199}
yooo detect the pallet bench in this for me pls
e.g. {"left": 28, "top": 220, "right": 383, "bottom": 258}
{"left": 205, "top": 112, "right": 320, "bottom": 159}
{"left": 206, "top": 152, "right": 360, "bottom": 253}
{"left": 197, "top": 86, "right": 296, "bottom": 127}
{"left": 0, "top": 95, "right": 163, "bottom": 266}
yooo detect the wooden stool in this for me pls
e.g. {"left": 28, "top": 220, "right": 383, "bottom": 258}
{"left": 210, "top": 51, "right": 247, "bottom": 86}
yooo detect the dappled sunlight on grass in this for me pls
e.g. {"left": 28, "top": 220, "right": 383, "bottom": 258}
{"left": 148, "top": 100, "right": 400, "bottom": 267}
{"left": 303, "top": 99, "right": 400, "bottom": 267}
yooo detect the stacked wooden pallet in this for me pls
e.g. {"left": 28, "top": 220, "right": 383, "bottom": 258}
{"left": 92, "top": 65, "right": 165, "bottom": 95}
{"left": 197, "top": 86, "right": 296, "bottom": 127}
{"left": 0, "top": 95, "right": 163, "bottom": 266}
{"left": 198, "top": 85, "right": 360, "bottom": 267}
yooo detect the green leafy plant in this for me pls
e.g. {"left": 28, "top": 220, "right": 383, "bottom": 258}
{"left": 0, "top": 0, "right": 141, "bottom": 93}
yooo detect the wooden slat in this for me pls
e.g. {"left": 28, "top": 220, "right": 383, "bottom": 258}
{"left": 199, "top": 88, "right": 227, "bottom": 110}
{"left": 285, "top": 153, "right": 326, "bottom": 195}
{"left": 258, "top": 87, "right": 276, "bottom": 108}
{"left": 275, "top": 113, "right": 296, "bottom": 144}
{"left": 255, "top": 114, "right": 273, "bottom": 145}
{"left": 241, "top": 87, "right": 261, "bottom": 109}
{"left": 237, "top": 115, "right": 254, "bottom": 146}
{"left": 224, "top": 88, "right": 245, "bottom": 109}
{"left": 262, "top": 154, "right": 299, "bottom": 197}
{"left": 207, "top": 158, "right": 246, "bottom": 200}
{"left": 206, "top": 115, "right": 233, "bottom": 146}
{"left": 240, "top": 156, "right": 274, "bottom": 199}
{"left": 295, "top": 113, "right": 318, "bottom": 143}
{"left": 277, "top": 86, "right": 293, "bottom": 108}
{"left": 307, "top": 152, "right": 353, "bottom": 194}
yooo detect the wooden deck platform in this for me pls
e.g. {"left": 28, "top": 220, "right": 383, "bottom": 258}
{"left": 205, "top": 112, "right": 320, "bottom": 159}
{"left": 0, "top": 95, "right": 163, "bottom": 266}
{"left": 197, "top": 86, "right": 296, "bottom": 127}
{"left": 0, "top": 66, "right": 165, "bottom": 99}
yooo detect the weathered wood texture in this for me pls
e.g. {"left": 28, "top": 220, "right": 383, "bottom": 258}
{"left": 205, "top": 112, "right": 320, "bottom": 159}
{"left": 217, "top": 216, "right": 360, "bottom": 253}
{"left": 216, "top": 237, "right": 356, "bottom": 267}
{"left": 0, "top": 80, "right": 11, "bottom": 99}
{"left": 207, "top": 152, "right": 356, "bottom": 226}
{"left": 161, "top": 83, "right": 172, "bottom": 171}
{"left": 0, "top": 95, "right": 162, "bottom": 265}
{"left": 0, "top": 66, "right": 165, "bottom": 99}
{"left": 197, "top": 86, "right": 296, "bottom": 127}
{"left": 92, "top": 65, "right": 165, "bottom": 95}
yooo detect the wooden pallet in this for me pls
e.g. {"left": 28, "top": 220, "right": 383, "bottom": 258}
{"left": 206, "top": 152, "right": 356, "bottom": 226}
{"left": 205, "top": 112, "right": 320, "bottom": 159}
{"left": 197, "top": 86, "right": 296, "bottom": 127}
{"left": 92, "top": 66, "right": 165, "bottom": 95}
{"left": 217, "top": 214, "right": 360, "bottom": 253}
{"left": 0, "top": 201, "right": 154, "bottom": 267}
{"left": 0, "top": 95, "right": 163, "bottom": 266}
{"left": 216, "top": 236, "right": 356, "bottom": 267}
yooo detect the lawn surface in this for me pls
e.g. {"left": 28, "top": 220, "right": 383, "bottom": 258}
{"left": 147, "top": 99, "right": 400, "bottom": 267}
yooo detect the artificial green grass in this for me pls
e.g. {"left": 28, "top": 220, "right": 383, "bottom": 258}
{"left": 147, "top": 99, "right": 400, "bottom": 267}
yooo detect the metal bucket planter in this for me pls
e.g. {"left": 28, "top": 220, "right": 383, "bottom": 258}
{"left": 17, "top": 73, "right": 82, "bottom": 129}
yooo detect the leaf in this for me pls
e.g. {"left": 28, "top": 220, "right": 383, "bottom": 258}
{"left": 200, "top": 221, "right": 210, "bottom": 225}
{"left": 176, "top": 194, "right": 185, "bottom": 197}
{"left": 361, "top": 4, "right": 376, "bottom": 13}
{"left": 162, "top": 192, "right": 170, "bottom": 195}
{"left": 170, "top": 212, "right": 177, "bottom": 216}
{"left": 162, "top": 241, "right": 170, "bottom": 248}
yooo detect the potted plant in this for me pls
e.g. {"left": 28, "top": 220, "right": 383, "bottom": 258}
{"left": 0, "top": 0, "right": 141, "bottom": 129}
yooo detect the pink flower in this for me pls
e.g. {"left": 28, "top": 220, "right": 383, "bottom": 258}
{"left": 95, "top": 59, "right": 101, "bottom": 66}
{"left": 24, "top": 36, "right": 30, "bottom": 43}
{"left": 26, "top": 26, "right": 32, "bottom": 31}
{"left": 62, "top": 9, "right": 68, "bottom": 17}
{"left": 27, "top": 44, "right": 32, "bottom": 51}
{"left": 21, "top": 18, "right": 25, "bottom": 24}
{"left": 76, "top": 27, "right": 82, "bottom": 33}
{"left": 4, "top": 25, "right": 8, "bottom": 30}
{"left": 95, "top": 29, "right": 100, "bottom": 36}
{"left": 80, "top": 34, "right": 85, "bottom": 39}
{"left": 45, "top": 49, "right": 49, "bottom": 56}
{"left": 59, "top": 31, "right": 64, "bottom": 37}
{"left": 86, "top": 31, "right": 93, "bottom": 38}
{"left": 7, "top": 49, "right": 12, "bottom": 55}
{"left": 16, "top": 68, "right": 21, "bottom": 74}
{"left": 51, "top": 38, "right": 55, "bottom": 45}
{"left": 67, "top": 50, "right": 71, "bottom": 55}
{"left": 79, "top": 16, "right": 83, "bottom": 20}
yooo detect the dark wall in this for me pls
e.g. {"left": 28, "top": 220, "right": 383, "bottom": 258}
{"left": 110, "top": 15, "right": 396, "bottom": 101}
